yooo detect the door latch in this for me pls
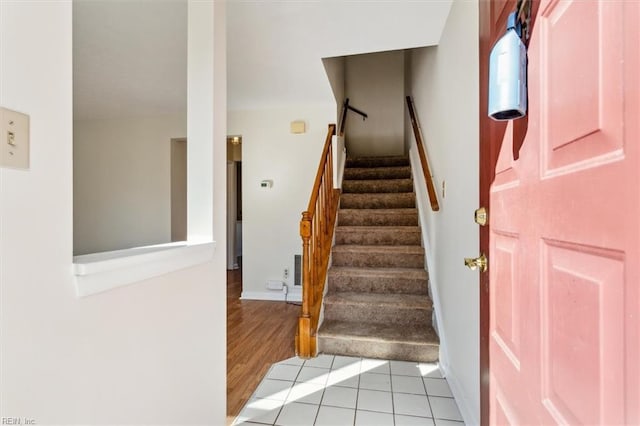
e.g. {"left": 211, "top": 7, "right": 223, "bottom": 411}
{"left": 464, "top": 253, "right": 488, "bottom": 273}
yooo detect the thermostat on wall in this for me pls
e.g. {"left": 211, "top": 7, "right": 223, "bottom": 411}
{"left": 260, "top": 180, "right": 273, "bottom": 189}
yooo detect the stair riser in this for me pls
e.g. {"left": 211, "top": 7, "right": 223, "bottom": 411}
{"left": 324, "top": 303, "right": 431, "bottom": 327}
{"left": 335, "top": 229, "right": 421, "bottom": 246}
{"left": 338, "top": 212, "right": 418, "bottom": 227}
{"left": 346, "top": 157, "right": 410, "bottom": 168}
{"left": 343, "top": 180, "right": 414, "bottom": 194}
{"left": 328, "top": 274, "right": 428, "bottom": 294}
{"left": 344, "top": 167, "right": 412, "bottom": 180}
{"left": 318, "top": 336, "right": 439, "bottom": 363}
{"left": 332, "top": 252, "right": 424, "bottom": 268}
{"left": 340, "top": 193, "right": 415, "bottom": 209}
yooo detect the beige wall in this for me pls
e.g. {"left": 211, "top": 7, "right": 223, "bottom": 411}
{"left": 407, "top": 0, "right": 479, "bottom": 423}
{"left": 171, "top": 138, "right": 188, "bottom": 242}
{"left": 0, "top": 2, "right": 227, "bottom": 424}
{"left": 322, "top": 56, "right": 346, "bottom": 122}
{"left": 228, "top": 105, "right": 334, "bottom": 300}
{"left": 74, "top": 115, "right": 186, "bottom": 255}
{"left": 345, "top": 50, "right": 405, "bottom": 157}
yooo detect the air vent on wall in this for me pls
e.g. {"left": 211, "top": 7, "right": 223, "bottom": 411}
{"left": 294, "top": 254, "right": 301, "bottom": 286}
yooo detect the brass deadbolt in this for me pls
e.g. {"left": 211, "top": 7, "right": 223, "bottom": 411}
{"left": 475, "top": 207, "right": 488, "bottom": 226}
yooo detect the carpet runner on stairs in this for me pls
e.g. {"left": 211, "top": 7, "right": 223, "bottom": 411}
{"left": 317, "top": 155, "right": 440, "bottom": 362}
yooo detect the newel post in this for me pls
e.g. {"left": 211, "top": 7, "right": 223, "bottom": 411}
{"left": 296, "top": 211, "right": 313, "bottom": 357}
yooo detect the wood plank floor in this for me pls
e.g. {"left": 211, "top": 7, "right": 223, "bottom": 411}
{"left": 227, "top": 269, "right": 300, "bottom": 419}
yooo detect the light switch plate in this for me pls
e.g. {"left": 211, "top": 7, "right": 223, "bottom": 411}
{"left": 0, "top": 107, "right": 30, "bottom": 169}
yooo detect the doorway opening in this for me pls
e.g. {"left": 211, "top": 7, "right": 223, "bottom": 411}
{"left": 227, "top": 135, "right": 243, "bottom": 270}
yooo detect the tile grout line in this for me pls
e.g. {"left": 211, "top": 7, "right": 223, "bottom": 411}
{"left": 421, "top": 364, "right": 435, "bottom": 425}
{"left": 272, "top": 358, "right": 304, "bottom": 426}
{"left": 352, "top": 357, "right": 362, "bottom": 426}
{"left": 312, "top": 356, "right": 332, "bottom": 426}
{"left": 353, "top": 358, "right": 361, "bottom": 426}
{"left": 389, "top": 362, "right": 397, "bottom": 426}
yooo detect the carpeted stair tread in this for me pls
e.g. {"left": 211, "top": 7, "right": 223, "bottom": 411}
{"left": 329, "top": 266, "right": 428, "bottom": 281}
{"left": 324, "top": 292, "right": 432, "bottom": 326}
{"left": 319, "top": 319, "right": 439, "bottom": 344}
{"left": 338, "top": 209, "right": 418, "bottom": 226}
{"left": 344, "top": 166, "right": 412, "bottom": 180}
{"left": 336, "top": 225, "right": 421, "bottom": 234}
{"left": 318, "top": 320, "right": 439, "bottom": 362}
{"left": 343, "top": 179, "right": 413, "bottom": 194}
{"left": 325, "top": 292, "right": 432, "bottom": 309}
{"left": 332, "top": 244, "right": 424, "bottom": 255}
{"left": 335, "top": 226, "right": 421, "bottom": 245}
{"left": 332, "top": 245, "right": 425, "bottom": 268}
{"left": 340, "top": 193, "right": 416, "bottom": 209}
{"left": 346, "top": 156, "right": 410, "bottom": 168}
{"left": 328, "top": 266, "right": 428, "bottom": 295}
{"left": 339, "top": 208, "right": 418, "bottom": 215}
{"left": 318, "top": 320, "right": 440, "bottom": 362}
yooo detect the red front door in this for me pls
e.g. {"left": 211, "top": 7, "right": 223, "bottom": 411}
{"left": 482, "top": 0, "right": 639, "bottom": 424}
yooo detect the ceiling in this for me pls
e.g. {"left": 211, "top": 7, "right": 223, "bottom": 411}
{"left": 73, "top": 0, "right": 453, "bottom": 118}
{"left": 226, "top": 0, "right": 453, "bottom": 110}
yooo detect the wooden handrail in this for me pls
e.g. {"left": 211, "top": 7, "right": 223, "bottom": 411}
{"left": 296, "top": 123, "right": 340, "bottom": 358}
{"left": 338, "top": 98, "right": 367, "bottom": 137}
{"left": 406, "top": 96, "right": 440, "bottom": 211}
{"left": 339, "top": 100, "right": 348, "bottom": 137}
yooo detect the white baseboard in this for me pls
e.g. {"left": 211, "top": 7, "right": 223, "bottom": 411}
{"left": 240, "top": 290, "right": 302, "bottom": 302}
{"left": 440, "top": 362, "right": 479, "bottom": 426}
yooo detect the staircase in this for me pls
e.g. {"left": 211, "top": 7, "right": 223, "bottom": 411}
{"left": 317, "top": 155, "right": 439, "bottom": 362}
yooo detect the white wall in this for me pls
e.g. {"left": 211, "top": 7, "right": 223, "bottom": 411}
{"left": 322, "top": 56, "right": 345, "bottom": 122}
{"left": 408, "top": 0, "right": 479, "bottom": 423}
{"left": 345, "top": 50, "right": 405, "bottom": 157}
{"left": 74, "top": 115, "right": 186, "bottom": 255}
{"left": 0, "top": 1, "right": 226, "bottom": 424}
{"left": 228, "top": 105, "right": 334, "bottom": 300}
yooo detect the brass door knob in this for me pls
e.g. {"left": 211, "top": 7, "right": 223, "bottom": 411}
{"left": 464, "top": 253, "right": 487, "bottom": 272}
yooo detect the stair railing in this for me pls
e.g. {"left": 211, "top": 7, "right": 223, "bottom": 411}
{"left": 338, "top": 98, "right": 367, "bottom": 137}
{"left": 406, "top": 96, "right": 440, "bottom": 211}
{"left": 296, "top": 123, "right": 341, "bottom": 358}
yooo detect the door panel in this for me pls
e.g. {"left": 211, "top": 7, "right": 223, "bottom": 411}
{"left": 540, "top": 241, "right": 625, "bottom": 424}
{"left": 492, "top": 232, "right": 520, "bottom": 365}
{"left": 484, "top": 0, "right": 639, "bottom": 424}
{"left": 540, "top": 0, "right": 624, "bottom": 175}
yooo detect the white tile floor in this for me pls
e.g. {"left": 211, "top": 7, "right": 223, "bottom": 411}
{"left": 233, "top": 354, "right": 466, "bottom": 426}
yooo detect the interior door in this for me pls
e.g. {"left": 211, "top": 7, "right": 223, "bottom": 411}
{"left": 480, "top": 0, "right": 639, "bottom": 424}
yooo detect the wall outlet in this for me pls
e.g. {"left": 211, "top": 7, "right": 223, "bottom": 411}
{"left": 284, "top": 268, "right": 289, "bottom": 279}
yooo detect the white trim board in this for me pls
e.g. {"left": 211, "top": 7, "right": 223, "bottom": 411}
{"left": 73, "top": 241, "right": 215, "bottom": 297}
{"left": 409, "top": 149, "right": 450, "bottom": 362}
{"left": 240, "top": 290, "right": 302, "bottom": 303}
{"left": 439, "top": 360, "right": 479, "bottom": 426}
